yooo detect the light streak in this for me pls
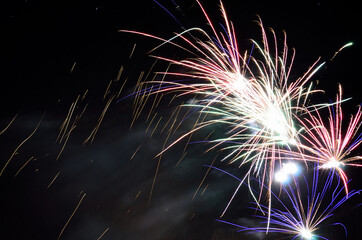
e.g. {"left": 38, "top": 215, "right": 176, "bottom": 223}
{"left": 0, "top": 114, "right": 18, "bottom": 136}
{"left": 57, "top": 192, "right": 87, "bottom": 240}
{"left": 57, "top": 92, "right": 88, "bottom": 159}
{"left": 96, "top": 227, "right": 110, "bottom": 240}
{"left": 14, "top": 156, "right": 36, "bottom": 178}
{"left": 330, "top": 42, "right": 353, "bottom": 61}
{"left": 1, "top": 114, "right": 43, "bottom": 176}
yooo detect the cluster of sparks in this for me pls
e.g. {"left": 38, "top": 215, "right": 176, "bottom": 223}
{"left": 125, "top": 0, "right": 361, "bottom": 239}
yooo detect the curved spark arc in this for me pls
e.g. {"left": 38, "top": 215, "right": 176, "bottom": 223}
{"left": 296, "top": 85, "right": 362, "bottom": 194}
{"left": 214, "top": 165, "right": 361, "bottom": 240}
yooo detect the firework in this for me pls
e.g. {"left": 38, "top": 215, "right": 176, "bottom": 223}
{"left": 295, "top": 85, "right": 362, "bottom": 194}
{"left": 215, "top": 165, "right": 361, "bottom": 239}
{"left": 122, "top": 0, "right": 324, "bottom": 217}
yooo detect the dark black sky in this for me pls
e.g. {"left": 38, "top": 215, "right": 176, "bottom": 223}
{"left": 1, "top": 0, "right": 362, "bottom": 240}
{"left": 2, "top": 0, "right": 361, "bottom": 111}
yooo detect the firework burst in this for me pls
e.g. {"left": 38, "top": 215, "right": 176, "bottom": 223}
{"left": 216, "top": 165, "right": 361, "bottom": 239}
{"left": 295, "top": 85, "right": 362, "bottom": 194}
{"left": 121, "top": 0, "right": 325, "bottom": 217}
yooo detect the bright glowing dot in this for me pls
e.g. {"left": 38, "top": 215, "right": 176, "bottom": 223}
{"left": 263, "top": 105, "right": 296, "bottom": 146}
{"left": 265, "top": 107, "right": 286, "bottom": 136}
{"left": 300, "top": 228, "right": 313, "bottom": 239}
{"left": 288, "top": 137, "right": 297, "bottom": 145}
{"left": 275, "top": 170, "right": 288, "bottom": 183}
{"left": 275, "top": 162, "right": 299, "bottom": 183}
{"left": 321, "top": 157, "right": 342, "bottom": 169}
{"left": 283, "top": 162, "right": 298, "bottom": 175}
{"left": 278, "top": 136, "right": 297, "bottom": 146}
{"left": 231, "top": 74, "right": 248, "bottom": 91}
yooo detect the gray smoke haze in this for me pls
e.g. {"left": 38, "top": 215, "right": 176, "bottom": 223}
{"left": 0, "top": 103, "right": 255, "bottom": 240}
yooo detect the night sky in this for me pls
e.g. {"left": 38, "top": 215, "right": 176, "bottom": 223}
{"left": 1, "top": 0, "right": 362, "bottom": 239}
